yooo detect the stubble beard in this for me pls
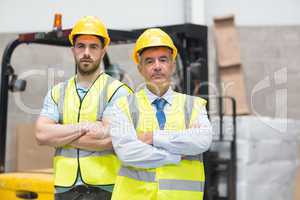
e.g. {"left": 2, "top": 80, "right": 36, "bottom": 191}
{"left": 76, "top": 59, "right": 101, "bottom": 76}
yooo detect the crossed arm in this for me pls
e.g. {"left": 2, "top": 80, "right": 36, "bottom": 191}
{"left": 35, "top": 116, "right": 112, "bottom": 151}
{"left": 137, "top": 108, "right": 213, "bottom": 156}
{"left": 108, "top": 104, "right": 213, "bottom": 169}
{"left": 35, "top": 86, "right": 131, "bottom": 151}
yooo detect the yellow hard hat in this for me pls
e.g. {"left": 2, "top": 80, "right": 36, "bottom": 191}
{"left": 133, "top": 28, "right": 177, "bottom": 64}
{"left": 69, "top": 16, "right": 110, "bottom": 47}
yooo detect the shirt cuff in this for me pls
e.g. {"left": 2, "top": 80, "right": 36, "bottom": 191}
{"left": 153, "top": 130, "right": 173, "bottom": 149}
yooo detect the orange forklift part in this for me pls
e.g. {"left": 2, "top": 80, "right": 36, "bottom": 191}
{"left": 0, "top": 172, "right": 54, "bottom": 200}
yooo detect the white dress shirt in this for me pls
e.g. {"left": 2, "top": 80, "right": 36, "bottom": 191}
{"left": 106, "top": 87, "right": 213, "bottom": 169}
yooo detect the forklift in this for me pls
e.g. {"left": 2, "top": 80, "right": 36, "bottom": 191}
{"left": 0, "top": 15, "right": 237, "bottom": 200}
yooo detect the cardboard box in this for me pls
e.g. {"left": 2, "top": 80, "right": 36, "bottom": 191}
{"left": 213, "top": 15, "right": 241, "bottom": 68}
{"left": 219, "top": 65, "right": 250, "bottom": 115}
{"left": 16, "top": 124, "right": 53, "bottom": 171}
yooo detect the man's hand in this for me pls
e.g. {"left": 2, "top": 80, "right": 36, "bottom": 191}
{"left": 71, "top": 134, "right": 113, "bottom": 151}
{"left": 137, "top": 132, "right": 153, "bottom": 145}
{"left": 79, "top": 119, "right": 110, "bottom": 139}
{"left": 71, "top": 119, "right": 112, "bottom": 151}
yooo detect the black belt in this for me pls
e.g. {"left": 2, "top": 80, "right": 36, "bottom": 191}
{"left": 55, "top": 185, "right": 112, "bottom": 200}
{"left": 70, "top": 185, "right": 104, "bottom": 194}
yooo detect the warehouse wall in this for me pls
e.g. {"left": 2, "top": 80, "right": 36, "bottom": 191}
{"left": 208, "top": 26, "right": 300, "bottom": 120}
{"left": 205, "top": 0, "right": 300, "bottom": 25}
{"left": 1, "top": 0, "right": 298, "bottom": 33}
{"left": 0, "top": 0, "right": 205, "bottom": 33}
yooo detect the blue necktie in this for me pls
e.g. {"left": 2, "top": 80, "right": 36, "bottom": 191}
{"left": 153, "top": 98, "right": 167, "bottom": 130}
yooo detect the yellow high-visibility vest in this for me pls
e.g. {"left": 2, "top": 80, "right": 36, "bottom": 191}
{"left": 112, "top": 89, "right": 207, "bottom": 200}
{"left": 51, "top": 73, "right": 132, "bottom": 187}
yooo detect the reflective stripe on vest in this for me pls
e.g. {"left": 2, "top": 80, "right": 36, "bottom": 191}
{"left": 184, "top": 95, "right": 194, "bottom": 129}
{"left": 119, "top": 167, "right": 156, "bottom": 182}
{"left": 118, "top": 155, "right": 203, "bottom": 184}
{"left": 127, "top": 95, "right": 139, "bottom": 128}
{"left": 55, "top": 148, "right": 114, "bottom": 158}
{"left": 159, "top": 179, "right": 204, "bottom": 192}
{"left": 57, "top": 81, "right": 68, "bottom": 123}
{"left": 119, "top": 167, "right": 204, "bottom": 192}
{"left": 96, "top": 76, "right": 114, "bottom": 120}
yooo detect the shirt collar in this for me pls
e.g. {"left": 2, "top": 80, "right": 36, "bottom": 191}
{"left": 144, "top": 86, "right": 173, "bottom": 105}
{"left": 76, "top": 83, "right": 88, "bottom": 93}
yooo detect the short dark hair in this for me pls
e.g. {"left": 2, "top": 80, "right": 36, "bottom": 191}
{"left": 73, "top": 35, "right": 105, "bottom": 48}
